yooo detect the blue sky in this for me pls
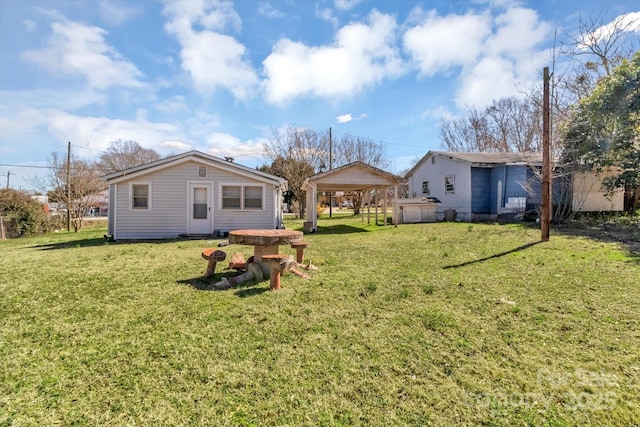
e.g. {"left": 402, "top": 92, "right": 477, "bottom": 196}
{"left": 1, "top": 0, "right": 638, "bottom": 191}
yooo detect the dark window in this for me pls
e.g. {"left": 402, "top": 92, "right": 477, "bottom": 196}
{"left": 421, "top": 181, "right": 430, "bottom": 196}
{"left": 132, "top": 184, "right": 149, "bottom": 209}
{"left": 445, "top": 175, "right": 455, "bottom": 194}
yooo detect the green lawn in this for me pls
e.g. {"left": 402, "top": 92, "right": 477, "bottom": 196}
{"left": 1, "top": 216, "right": 639, "bottom": 426}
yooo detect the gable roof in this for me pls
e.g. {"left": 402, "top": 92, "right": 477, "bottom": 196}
{"left": 302, "top": 161, "right": 403, "bottom": 192}
{"left": 406, "top": 150, "right": 543, "bottom": 178}
{"left": 102, "top": 150, "right": 286, "bottom": 186}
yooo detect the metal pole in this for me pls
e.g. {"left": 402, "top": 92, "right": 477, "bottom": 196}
{"left": 541, "top": 67, "right": 551, "bottom": 242}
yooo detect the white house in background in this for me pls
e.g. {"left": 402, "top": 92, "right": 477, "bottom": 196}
{"left": 103, "top": 151, "right": 287, "bottom": 240}
{"left": 572, "top": 169, "right": 624, "bottom": 212}
{"left": 405, "top": 151, "right": 556, "bottom": 222}
{"left": 406, "top": 151, "right": 623, "bottom": 222}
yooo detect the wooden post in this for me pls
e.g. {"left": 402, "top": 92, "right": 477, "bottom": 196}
{"left": 541, "top": 67, "right": 551, "bottom": 242}
{"left": 66, "top": 141, "right": 71, "bottom": 232}
{"left": 0, "top": 216, "right": 6, "bottom": 240}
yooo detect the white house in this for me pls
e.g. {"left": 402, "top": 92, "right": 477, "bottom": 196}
{"left": 406, "top": 151, "right": 624, "bottom": 222}
{"left": 405, "top": 151, "right": 549, "bottom": 222}
{"left": 103, "top": 151, "right": 286, "bottom": 240}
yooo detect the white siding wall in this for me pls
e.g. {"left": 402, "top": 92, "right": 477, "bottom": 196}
{"left": 113, "top": 161, "right": 278, "bottom": 239}
{"left": 408, "top": 155, "right": 472, "bottom": 221}
{"left": 572, "top": 171, "right": 624, "bottom": 212}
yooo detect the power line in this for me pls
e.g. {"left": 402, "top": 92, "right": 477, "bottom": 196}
{"left": 0, "top": 163, "right": 52, "bottom": 169}
{"left": 71, "top": 144, "right": 107, "bottom": 154}
{"left": 337, "top": 131, "right": 436, "bottom": 149}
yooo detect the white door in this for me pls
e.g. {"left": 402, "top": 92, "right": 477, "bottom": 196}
{"left": 188, "top": 183, "right": 212, "bottom": 234}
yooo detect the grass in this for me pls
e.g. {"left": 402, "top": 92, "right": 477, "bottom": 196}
{"left": 1, "top": 215, "right": 639, "bottom": 426}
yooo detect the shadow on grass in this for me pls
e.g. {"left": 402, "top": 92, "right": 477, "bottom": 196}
{"left": 442, "top": 241, "right": 542, "bottom": 269}
{"left": 552, "top": 219, "right": 640, "bottom": 264}
{"left": 178, "top": 271, "right": 270, "bottom": 296}
{"left": 32, "top": 236, "right": 227, "bottom": 251}
{"left": 304, "top": 224, "right": 369, "bottom": 235}
{"left": 32, "top": 237, "right": 118, "bottom": 250}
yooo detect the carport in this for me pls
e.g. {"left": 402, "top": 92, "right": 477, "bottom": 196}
{"left": 301, "top": 161, "right": 403, "bottom": 231}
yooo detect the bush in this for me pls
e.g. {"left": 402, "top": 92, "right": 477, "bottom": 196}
{"left": 0, "top": 189, "right": 48, "bottom": 238}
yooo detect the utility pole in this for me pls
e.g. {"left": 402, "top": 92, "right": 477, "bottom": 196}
{"left": 329, "top": 127, "right": 333, "bottom": 218}
{"left": 66, "top": 141, "right": 71, "bottom": 232}
{"left": 5, "top": 171, "right": 11, "bottom": 189}
{"left": 541, "top": 67, "right": 551, "bottom": 242}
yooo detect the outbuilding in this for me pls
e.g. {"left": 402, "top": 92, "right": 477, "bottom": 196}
{"left": 302, "top": 161, "right": 403, "bottom": 231}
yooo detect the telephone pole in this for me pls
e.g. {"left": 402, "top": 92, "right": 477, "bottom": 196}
{"left": 541, "top": 67, "right": 551, "bottom": 242}
{"left": 66, "top": 141, "right": 71, "bottom": 232}
{"left": 5, "top": 171, "right": 11, "bottom": 189}
{"left": 329, "top": 127, "right": 333, "bottom": 218}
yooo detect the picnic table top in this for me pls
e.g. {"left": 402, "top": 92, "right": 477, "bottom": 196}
{"left": 228, "top": 229, "right": 303, "bottom": 246}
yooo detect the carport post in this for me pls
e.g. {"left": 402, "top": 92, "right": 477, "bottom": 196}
{"left": 393, "top": 185, "right": 398, "bottom": 226}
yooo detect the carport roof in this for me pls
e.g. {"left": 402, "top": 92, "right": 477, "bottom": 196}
{"left": 302, "top": 161, "right": 403, "bottom": 192}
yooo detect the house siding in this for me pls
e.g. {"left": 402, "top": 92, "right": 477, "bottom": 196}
{"left": 408, "top": 155, "right": 472, "bottom": 221}
{"left": 504, "top": 165, "right": 529, "bottom": 200}
{"left": 112, "top": 160, "right": 278, "bottom": 239}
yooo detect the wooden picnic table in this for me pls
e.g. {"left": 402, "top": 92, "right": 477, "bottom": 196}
{"left": 228, "top": 229, "right": 303, "bottom": 262}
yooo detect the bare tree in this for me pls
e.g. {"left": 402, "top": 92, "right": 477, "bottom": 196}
{"left": 98, "top": 140, "right": 161, "bottom": 174}
{"left": 262, "top": 126, "right": 329, "bottom": 218}
{"left": 333, "top": 134, "right": 391, "bottom": 214}
{"left": 565, "top": 12, "right": 639, "bottom": 78}
{"left": 440, "top": 97, "right": 542, "bottom": 153}
{"left": 40, "top": 153, "right": 105, "bottom": 232}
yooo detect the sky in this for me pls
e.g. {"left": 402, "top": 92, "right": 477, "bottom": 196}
{"left": 1, "top": 0, "right": 639, "bottom": 191}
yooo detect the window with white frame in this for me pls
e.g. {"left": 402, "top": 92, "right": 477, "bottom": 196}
{"left": 198, "top": 165, "right": 207, "bottom": 178}
{"left": 421, "top": 180, "right": 430, "bottom": 196}
{"left": 244, "top": 186, "right": 263, "bottom": 209}
{"left": 221, "top": 184, "right": 264, "bottom": 210}
{"left": 222, "top": 186, "right": 241, "bottom": 209}
{"left": 445, "top": 175, "right": 455, "bottom": 194}
{"left": 131, "top": 183, "right": 150, "bottom": 209}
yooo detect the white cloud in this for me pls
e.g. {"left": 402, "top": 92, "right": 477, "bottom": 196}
{"left": 258, "top": 2, "right": 284, "bottom": 19}
{"left": 454, "top": 7, "right": 550, "bottom": 108}
{"left": 98, "top": 0, "right": 140, "bottom": 26}
{"left": 455, "top": 56, "right": 520, "bottom": 107}
{"left": 21, "top": 20, "right": 144, "bottom": 90}
{"left": 206, "top": 132, "right": 265, "bottom": 159}
{"left": 163, "top": 0, "right": 257, "bottom": 99}
{"left": 337, "top": 113, "right": 354, "bottom": 123}
{"left": 263, "top": 10, "right": 404, "bottom": 105}
{"left": 403, "top": 9, "right": 492, "bottom": 76}
{"left": 486, "top": 7, "right": 550, "bottom": 58}
{"left": 335, "top": 0, "right": 364, "bottom": 11}
{"left": 1, "top": 88, "right": 106, "bottom": 111}
{"left": 155, "top": 95, "right": 188, "bottom": 113}
{"left": 159, "top": 140, "right": 192, "bottom": 151}
{"left": 42, "top": 109, "right": 183, "bottom": 155}
{"left": 579, "top": 11, "right": 640, "bottom": 49}
{"left": 404, "top": 6, "right": 551, "bottom": 109}
{"left": 336, "top": 113, "right": 367, "bottom": 123}
{"left": 315, "top": 7, "right": 338, "bottom": 28}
